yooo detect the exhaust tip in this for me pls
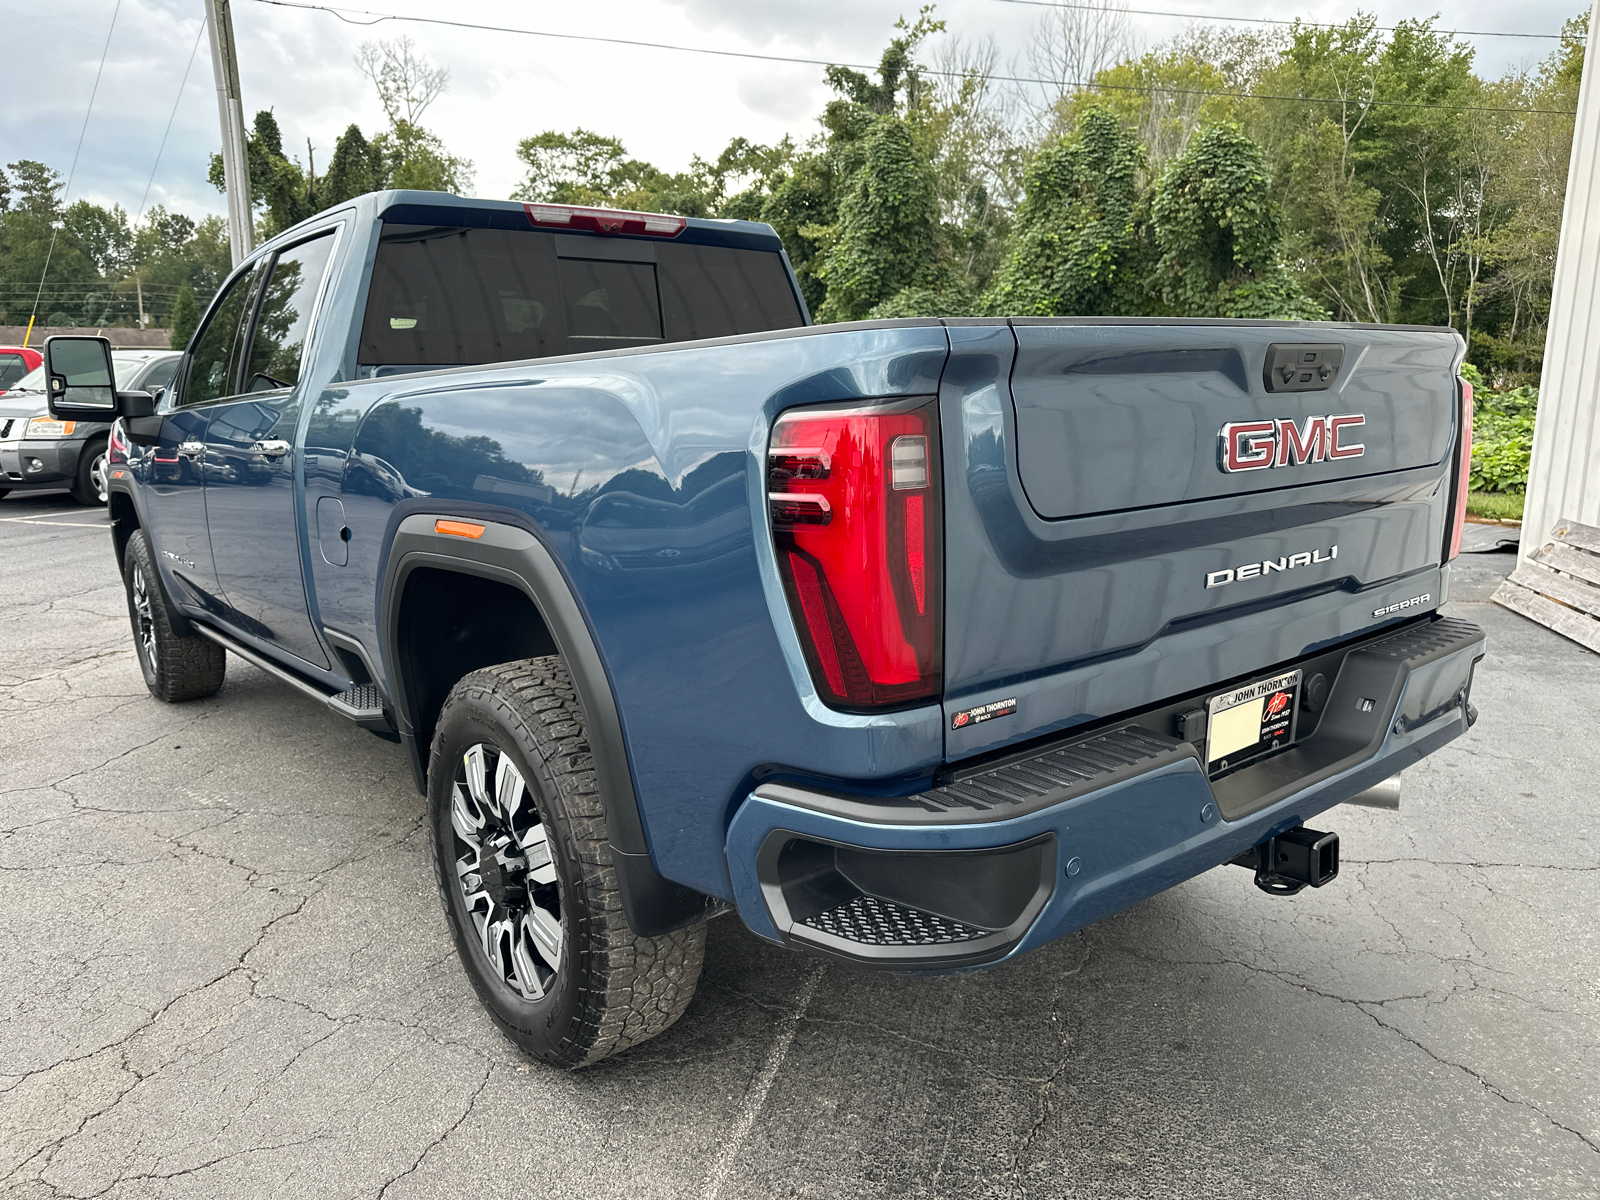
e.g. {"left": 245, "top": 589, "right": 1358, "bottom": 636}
{"left": 1345, "top": 776, "right": 1402, "bottom": 810}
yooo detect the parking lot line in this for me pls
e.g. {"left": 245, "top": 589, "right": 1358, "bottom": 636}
{"left": 0, "top": 516, "right": 107, "bottom": 528}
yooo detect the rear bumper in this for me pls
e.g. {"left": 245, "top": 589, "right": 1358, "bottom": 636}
{"left": 725, "top": 616, "right": 1485, "bottom": 971}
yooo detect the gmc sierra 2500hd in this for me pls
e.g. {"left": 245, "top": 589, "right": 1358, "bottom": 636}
{"left": 45, "top": 190, "right": 1485, "bottom": 1068}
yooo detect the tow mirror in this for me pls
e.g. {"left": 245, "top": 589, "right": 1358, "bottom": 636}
{"left": 44, "top": 336, "right": 117, "bottom": 419}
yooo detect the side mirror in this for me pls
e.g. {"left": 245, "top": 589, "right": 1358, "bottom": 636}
{"left": 120, "top": 391, "right": 156, "bottom": 418}
{"left": 45, "top": 336, "right": 117, "bottom": 418}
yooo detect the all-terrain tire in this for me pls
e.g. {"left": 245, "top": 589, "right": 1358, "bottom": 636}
{"left": 429, "top": 657, "right": 706, "bottom": 1069}
{"left": 70, "top": 435, "right": 109, "bottom": 506}
{"left": 123, "top": 528, "right": 226, "bottom": 702}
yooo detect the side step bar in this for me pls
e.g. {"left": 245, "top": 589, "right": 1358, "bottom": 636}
{"left": 193, "top": 623, "right": 396, "bottom": 734}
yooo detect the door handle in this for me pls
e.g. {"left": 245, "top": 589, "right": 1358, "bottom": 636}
{"left": 177, "top": 440, "right": 205, "bottom": 459}
{"left": 252, "top": 439, "right": 292, "bottom": 459}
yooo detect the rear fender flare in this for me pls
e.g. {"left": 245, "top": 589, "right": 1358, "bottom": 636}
{"left": 379, "top": 512, "right": 711, "bottom": 936}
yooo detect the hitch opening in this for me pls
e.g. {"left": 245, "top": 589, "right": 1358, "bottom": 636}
{"left": 1232, "top": 827, "right": 1340, "bottom": 896}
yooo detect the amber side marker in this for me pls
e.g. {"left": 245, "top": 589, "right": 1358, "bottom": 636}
{"left": 435, "top": 518, "right": 486, "bottom": 539}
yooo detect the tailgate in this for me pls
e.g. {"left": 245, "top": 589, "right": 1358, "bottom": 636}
{"left": 939, "top": 320, "right": 1463, "bottom": 760}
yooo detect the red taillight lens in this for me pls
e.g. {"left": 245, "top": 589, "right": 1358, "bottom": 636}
{"left": 108, "top": 420, "right": 128, "bottom": 463}
{"left": 769, "top": 397, "right": 942, "bottom": 710}
{"left": 1447, "top": 378, "right": 1475, "bottom": 561}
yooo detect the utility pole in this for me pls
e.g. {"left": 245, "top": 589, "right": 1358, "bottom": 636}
{"left": 205, "top": 0, "right": 254, "bottom": 266}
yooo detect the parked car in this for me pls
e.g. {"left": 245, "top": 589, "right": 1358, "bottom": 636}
{"left": 0, "top": 345, "right": 43, "bottom": 395}
{"left": 53, "top": 190, "right": 1485, "bottom": 1070}
{"left": 0, "top": 349, "right": 180, "bottom": 504}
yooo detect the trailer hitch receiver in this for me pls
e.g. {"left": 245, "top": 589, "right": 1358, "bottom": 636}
{"left": 1232, "top": 827, "right": 1340, "bottom": 896}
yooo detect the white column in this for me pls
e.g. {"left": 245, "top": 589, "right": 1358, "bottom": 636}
{"left": 1522, "top": 0, "right": 1600, "bottom": 545}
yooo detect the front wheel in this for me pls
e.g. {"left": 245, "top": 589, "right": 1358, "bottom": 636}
{"left": 123, "top": 529, "right": 226, "bottom": 702}
{"left": 429, "top": 658, "right": 706, "bottom": 1068}
{"left": 70, "top": 436, "right": 109, "bottom": 506}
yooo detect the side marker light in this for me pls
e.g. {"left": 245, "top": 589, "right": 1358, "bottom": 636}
{"left": 435, "top": 519, "right": 485, "bottom": 539}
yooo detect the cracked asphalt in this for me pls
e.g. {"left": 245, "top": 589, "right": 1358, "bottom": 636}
{"left": 1, "top": 490, "right": 1595, "bottom": 1199}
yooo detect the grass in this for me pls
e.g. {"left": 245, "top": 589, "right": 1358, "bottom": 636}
{"left": 1466, "top": 490, "right": 1524, "bottom": 522}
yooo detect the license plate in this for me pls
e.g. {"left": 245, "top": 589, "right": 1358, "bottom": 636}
{"left": 1206, "top": 669, "right": 1302, "bottom": 773}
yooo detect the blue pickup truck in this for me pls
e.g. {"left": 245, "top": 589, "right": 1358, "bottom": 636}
{"left": 45, "top": 191, "right": 1485, "bottom": 1068}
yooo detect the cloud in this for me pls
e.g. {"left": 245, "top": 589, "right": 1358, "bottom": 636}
{"left": 0, "top": 0, "right": 1576, "bottom": 223}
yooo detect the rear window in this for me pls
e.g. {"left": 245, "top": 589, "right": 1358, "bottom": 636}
{"left": 358, "top": 223, "right": 803, "bottom": 372}
{"left": 0, "top": 353, "right": 27, "bottom": 388}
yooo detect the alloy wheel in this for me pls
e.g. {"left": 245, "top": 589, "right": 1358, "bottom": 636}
{"left": 91, "top": 452, "right": 109, "bottom": 503}
{"left": 130, "top": 562, "right": 158, "bottom": 669}
{"left": 450, "top": 743, "right": 564, "bottom": 1000}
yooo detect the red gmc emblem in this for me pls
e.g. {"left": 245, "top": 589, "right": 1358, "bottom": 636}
{"left": 1219, "top": 415, "right": 1365, "bottom": 473}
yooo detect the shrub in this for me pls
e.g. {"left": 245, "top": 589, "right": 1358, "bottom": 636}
{"left": 1469, "top": 382, "right": 1537, "bottom": 494}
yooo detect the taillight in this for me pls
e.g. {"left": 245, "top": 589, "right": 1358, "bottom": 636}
{"left": 108, "top": 420, "right": 128, "bottom": 463}
{"left": 769, "top": 397, "right": 942, "bottom": 710}
{"left": 1447, "top": 377, "right": 1475, "bottom": 561}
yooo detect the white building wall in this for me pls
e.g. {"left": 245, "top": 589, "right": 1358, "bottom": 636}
{"left": 1523, "top": 0, "right": 1600, "bottom": 545}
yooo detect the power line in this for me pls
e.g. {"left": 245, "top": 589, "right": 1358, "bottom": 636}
{"left": 136, "top": 16, "right": 209, "bottom": 225}
{"left": 246, "top": 0, "right": 1578, "bottom": 116}
{"left": 989, "top": 0, "right": 1579, "bottom": 41}
{"left": 30, "top": 0, "right": 123, "bottom": 334}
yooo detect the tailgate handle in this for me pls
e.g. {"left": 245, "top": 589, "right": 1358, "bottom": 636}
{"left": 1263, "top": 344, "right": 1345, "bottom": 393}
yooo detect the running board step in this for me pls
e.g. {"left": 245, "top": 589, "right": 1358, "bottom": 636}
{"left": 326, "top": 684, "right": 393, "bottom": 731}
{"left": 193, "top": 623, "right": 396, "bottom": 733}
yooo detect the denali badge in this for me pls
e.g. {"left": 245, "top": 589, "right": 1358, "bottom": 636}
{"left": 1219, "top": 415, "right": 1366, "bottom": 473}
{"left": 1374, "top": 593, "right": 1431, "bottom": 618}
{"left": 1206, "top": 545, "right": 1337, "bottom": 588}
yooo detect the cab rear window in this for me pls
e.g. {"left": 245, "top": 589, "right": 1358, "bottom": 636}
{"left": 357, "top": 223, "right": 803, "bottom": 371}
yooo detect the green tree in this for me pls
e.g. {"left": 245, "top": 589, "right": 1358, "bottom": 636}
{"left": 377, "top": 120, "right": 472, "bottom": 193}
{"left": 357, "top": 37, "right": 472, "bottom": 195}
{"left": 0, "top": 160, "right": 101, "bottom": 325}
{"left": 321, "top": 124, "right": 387, "bottom": 206}
{"left": 208, "top": 109, "right": 317, "bottom": 236}
{"left": 1150, "top": 123, "right": 1324, "bottom": 319}
{"left": 169, "top": 285, "right": 199, "bottom": 348}
{"left": 982, "top": 106, "right": 1145, "bottom": 316}
{"left": 814, "top": 116, "right": 951, "bottom": 321}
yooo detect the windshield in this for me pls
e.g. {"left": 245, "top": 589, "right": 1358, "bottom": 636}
{"left": 7, "top": 354, "right": 155, "bottom": 395}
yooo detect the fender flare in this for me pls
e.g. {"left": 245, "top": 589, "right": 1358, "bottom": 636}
{"left": 379, "top": 513, "right": 712, "bottom": 937}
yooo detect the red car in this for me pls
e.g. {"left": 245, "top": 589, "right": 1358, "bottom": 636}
{"left": 0, "top": 346, "right": 43, "bottom": 395}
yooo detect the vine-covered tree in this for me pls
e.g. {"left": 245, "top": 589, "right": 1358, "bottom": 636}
{"left": 982, "top": 107, "right": 1145, "bottom": 316}
{"left": 1149, "top": 123, "right": 1324, "bottom": 319}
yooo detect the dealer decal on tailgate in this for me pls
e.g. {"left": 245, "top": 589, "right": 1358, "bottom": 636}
{"left": 951, "top": 698, "right": 1018, "bottom": 729}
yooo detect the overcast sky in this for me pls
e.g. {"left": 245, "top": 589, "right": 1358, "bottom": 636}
{"left": 0, "top": 0, "right": 1586, "bottom": 224}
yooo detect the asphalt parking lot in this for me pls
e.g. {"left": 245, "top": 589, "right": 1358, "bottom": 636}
{"left": 1, "top": 490, "right": 1595, "bottom": 1199}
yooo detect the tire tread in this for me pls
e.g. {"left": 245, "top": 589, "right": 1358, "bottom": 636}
{"left": 430, "top": 657, "right": 705, "bottom": 1068}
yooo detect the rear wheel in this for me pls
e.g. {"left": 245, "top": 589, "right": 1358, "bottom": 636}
{"left": 70, "top": 436, "right": 109, "bottom": 506}
{"left": 123, "top": 529, "right": 226, "bottom": 702}
{"left": 429, "top": 658, "right": 706, "bottom": 1068}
